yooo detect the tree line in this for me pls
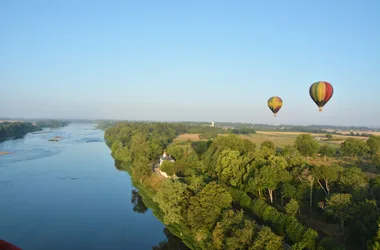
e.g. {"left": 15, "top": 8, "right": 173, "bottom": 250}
{"left": 35, "top": 120, "right": 70, "bottom": 128}
{"left": 0, "top": 120, "right": 70, "bottom": 142}
{"left": 0, "top": 122, "right": 39, "bottom": 141}
{"left": 105, "top": 121, "right": 380, "bottom": 250}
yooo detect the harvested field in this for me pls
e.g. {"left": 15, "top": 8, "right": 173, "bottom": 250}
{"left": 174, "top": 130, "right": 370, "bottom": 149}
{"left": 242, "top": 131, "right": 369, "bottom": 149}
{"left": 175, "top": 133, "right": 201, "bottom": 141}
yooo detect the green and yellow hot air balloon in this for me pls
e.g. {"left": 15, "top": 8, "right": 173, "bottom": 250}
{"left": 267, "top": 96, "right": 283, "bottom": 117}
{"left": 309, "top": 81, "right": 334, "bottom": 112}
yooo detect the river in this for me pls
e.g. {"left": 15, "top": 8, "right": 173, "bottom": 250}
{"left": 0, "top": 123, "right": 187, "bottom": 250}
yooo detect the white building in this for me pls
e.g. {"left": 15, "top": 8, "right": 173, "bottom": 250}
{"left": 158, "top": 151, "right": 176, "bottom": 178}
{"left": 159, "top": 152, "right": 175, "bottom": 166}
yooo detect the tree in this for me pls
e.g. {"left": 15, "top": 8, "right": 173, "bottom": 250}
{"left": 369, "top": 219, "right": 380, "bottom": 250}
{"left": 187, "top": 182, "right": 232, "bottom": 236}
{"left": 167, "top": 145, "right": 185, "bottom": 161}
{"left": 153, "top": 180, "right": 188, "bottom": 225}
{"left": 326, "top": 134, "right": 333, "bottom": 140}
{"left": 317, "top": 237, "right": 345, "bottom": 250}
{"left": 312, "top": 164, "right": 342, "bottom": 196}
{"left": 295, "top": 134, "right": 320, "bottom": 157}
{"left": 215, "top": 150, "right": 251, "bottom": 188}
{"left": 367, "top": 136, "right": 380, "bottom": 167}
{"left": 261, "top": 140, "right": 275, "bottom": 151}
{"left": 130, "top": 132, "right": 150, "bottom": 161}
{"left": 113, "top": 144, "right": 132, "bottom": 162}
{"left": 160, "top": 161, "right": 175, "bottom": 176}
{"left": 257, "top": 164, "right": 292, "bottom": 203}
{"left": 319, "top": 145, "right": 336, "bottom": 161}
{"left": 247, "top": 169, "right": 266, "bottom": 198}
{"left": 368, "top": 136, "right": 380, "bottom": 154}
{"left": 132, "top": 156, "right": 152, "bottom": 183}
{"left": 370, "top": 177, "right": 380, "bottom": 203}
{"left": 192, "top": 141, "right": 210, "bottom": 155}
{"left": 212, "top": 209, "right": 256, "bottom": 250}
{"left": 319, "top": 193, "right": 353, "bottom": 241}
{"left": 202, "top": 135, "right": 256, "bottom": 173}
{"left": 285, "top": 199, "right": 300, "bottom": 216}
{"left": 260, "top": 143, "right": 276, "bottom": 158}
{"left": 249, "top": 227, "right": 283, "bottom": 250}
{"left": 296, "top": 167, "right": 315, "bottom": 213}
{"left": 281, "top": 145, "right": 306, "bottom": 168}
{"left": 186, "top": 175, "right": 205, "bottom": 194}
{"left": 281, "top": 183, "right": 306, "bottom": 204}
{"left": 200, "top": 131, "right": 218, "bottom": 140}
{"left": 346, "top": 200, "right": 380, "bottom": 247}
{"left": 340, "top": 138, "right": 369, "bottom": 157}
{"left": 338, "top": 167, "right": 367, "bottom": 192}
{"left": 374, "top": 154, "right": 380, "bottom": 168}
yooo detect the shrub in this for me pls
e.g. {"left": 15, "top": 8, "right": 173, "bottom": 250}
{"left": 317, "top": 237, "right": 345, "bottom": 250}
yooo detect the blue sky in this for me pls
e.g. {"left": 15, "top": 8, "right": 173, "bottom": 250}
{"left": 1, "top": 0, "right": 379, "bottom": 126}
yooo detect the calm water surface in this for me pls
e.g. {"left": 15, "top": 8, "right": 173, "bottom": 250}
{"left": 0, "top": 124, "right": 178, "bottom": 250}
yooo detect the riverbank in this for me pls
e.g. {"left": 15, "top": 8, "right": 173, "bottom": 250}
{"left": 120, "top": 162, "right": 199, "bottom": 250}
{"left": 0, "top": 121, "right": 70, "bottom": 143}
{"left": 0, "top": 124, "right": 171, "bottom": 250}
{"left": 121, "top": 160, "right": 295, "bottom": 250}
{"left": 106, "top": 122, "right": 350, "bottom": 249}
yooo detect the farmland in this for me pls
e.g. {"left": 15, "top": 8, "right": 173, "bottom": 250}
{"left": 175, "top": 131, "right": 369, "bottom": 149}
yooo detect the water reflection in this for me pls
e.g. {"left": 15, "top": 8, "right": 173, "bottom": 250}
{"left": 0, "top": 124, "right": 173, "bottom": 250}
{"left": 152, "top": 228, "right": 190, "bottom": 250}
{"left": 114, "top": 157, "right": 189, "bottom": 249}
{"left": 131, "top": 189, "right": 148, "bottom": 214}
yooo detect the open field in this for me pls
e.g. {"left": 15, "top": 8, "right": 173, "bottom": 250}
{"left": 174, "top": 133, "right": 201, "bottom": 141}
{"left": 226, "top": 132, "right": 343, "bottom": 149}
{"left": 248, "top": 131, "right": 369, "bottom": 149}
{"left": 339, "top": 131, "right": 380, "bottom": 136}
{"left": 175, "top": 131, "right": 371, "bottom": 149}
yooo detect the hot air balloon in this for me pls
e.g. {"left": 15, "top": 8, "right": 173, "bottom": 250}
{"left": 309, "top": 81, "right": 334, "bottom": 112}
{"left": 0, "top": 239, "right": 22, "bottom": 250}
{"left": 267, "top": 96, "right": 283, "bottom": 117}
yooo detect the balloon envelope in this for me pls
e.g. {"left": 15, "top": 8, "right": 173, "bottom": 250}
{"left": 267, "top": 96, "right": 283, "bottom": 117}
{"left": 0, "top": 239, "right": 22, "bottom": 250}
{"left": 309, "top": 81, "right": 334, "bottom": 112}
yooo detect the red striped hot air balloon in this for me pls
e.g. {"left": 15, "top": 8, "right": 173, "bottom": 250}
{"left": 267, "top": 96, "right": 283, "bottom": 117}
{"left": 0, "top": 239, "right": 22, "bottom": 250}
{"left": 309, "top": 81, "right": 334, "bottom": 112}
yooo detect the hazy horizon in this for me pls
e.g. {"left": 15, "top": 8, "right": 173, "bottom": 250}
{"left": 1, "top": 1, "right": 379, "bottom": 127}
{"left": 1, "top": 116, "right": 380, "bottom": 129}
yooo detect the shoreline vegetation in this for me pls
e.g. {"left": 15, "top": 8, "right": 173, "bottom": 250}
{"left": 0, "top": 120, "right": 70, "bottom": 143}
{"left": 105, "top": 121, "right": 380, "bottom": 250}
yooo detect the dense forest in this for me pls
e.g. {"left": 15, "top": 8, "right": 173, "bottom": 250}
{"left": 0, "top": 120, "right": 70, "bottom": 142}
{"left": 105, "top": 122, "right": 380, "bottom": 250}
